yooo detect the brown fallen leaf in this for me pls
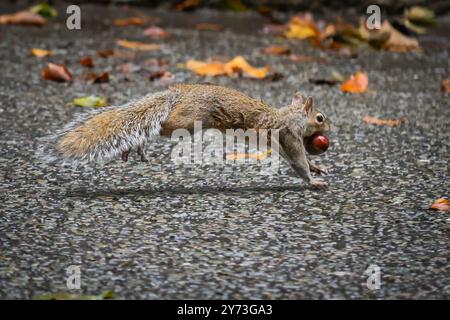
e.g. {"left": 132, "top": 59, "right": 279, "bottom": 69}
{"left": 31, "top": 48, "right": 54, "bottom": 58}
{"left": 262, "top": 23, "right": 288, "bottom": 36}
{"left": 430, "top": 198, "right": 450, "bottom": 212}
{"left": 440, "top": 78, "right": 450, "bottom": 93}
{"left": 195, "top": 23, "right": 224, "bottom": 31}
{"left": 0, "top": 10, "right": 46, "bottom": 26}
{"left": 143, "top": 26, "right": 171, "bottom": 38}
{"left": 116, "top": 40, "right": 161, "bottom": 51}
{"left": 41, "top": 63, "right": 72, "bottom": 82}
{"left": 289, "top": 54, "right": 326, "bottom": 63}
{"left": 363, "top": 116, "right": 402, "bottom": 127}
{"left": 340, "top": 71, "right": 368, "bottom": 93}
{"left": 262, "top": 46, "right": 291, "bottom": 55}
{"left": 175, "top": 0, "right": 201, "bottom": 11}
{"left": 380, "top": 21, "right": 420, "bottom": 52}
{"left": 149, "top": 71, "right": 174, "bottom": 82}
{"left": 85, "top": 72, "right": 109, "bottom": 84}
{"left": 79, "top": 56, "right": 94, "bottom": 68}
{"left": 113, "top": 17, "right": 145, "bottom": 27}
{"left": 186, "top": 56, "right": 269, "bottom": 79}
{"left": 97, "top": 49, "right": 115, "bottom": 58}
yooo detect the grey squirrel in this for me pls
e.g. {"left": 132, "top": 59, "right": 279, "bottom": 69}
{"left": 54, "top": 84, "right": 331, "bottom": 188}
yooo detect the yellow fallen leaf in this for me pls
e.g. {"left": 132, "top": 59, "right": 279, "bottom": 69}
{"left": 31, "top": 48, "right": 54, "bottom": 57}
{"left": 73, "top": 96, "right": 107, "bottom": 108}
{"left": 284, "top": 14, "right": 320, "bottom": 39}
{"left": 224, "top": 56, "right": 269, "bottom": 79}
{"left": 186, "top": 56, "right": 269, "bottom": 79}
{"left": 262, "top": 46, "right": 291, "bottom": 55}
{"left": 116, "top": 40, "right": 161, "bottom": 51}
{"left": 340, "top": 71, "right": 368, "bottom": 93}
{"left": 430, "top": 198, "right": 449, "bottom": 212}
{"left": 363, "top": 116, "right": 402, "bottom": 126}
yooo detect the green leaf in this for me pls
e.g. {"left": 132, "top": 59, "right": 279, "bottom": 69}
{"left": 29, "top": 3, "right": 58, "bottom": 19}
{"left": 73, "top": 96, "right": 107, "bottom": 108}
{"left": 33, "top": 290, "right": 114, "bottom": 300}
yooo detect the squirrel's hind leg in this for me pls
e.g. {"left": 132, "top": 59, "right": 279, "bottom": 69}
{"left": 121, "top": 149, "right": 131, "bottom": 162}
{"left": 137, "top": 143, "right": 148, "bottom": 162}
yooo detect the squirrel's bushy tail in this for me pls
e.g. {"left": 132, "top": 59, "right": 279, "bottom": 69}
{"left": 48, "top": 90, "right": 177, "bottom": 165}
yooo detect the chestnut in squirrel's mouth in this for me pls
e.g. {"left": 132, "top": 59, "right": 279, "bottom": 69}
{"left": 304, "top": 133, "right": 329, "bottom": 155}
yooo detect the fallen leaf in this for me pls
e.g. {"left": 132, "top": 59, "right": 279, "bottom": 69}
{"left": 430, "top": 198, "right": 450, "bottom": 212}
{"left": 143, "top": 26, "right": 171, "bottom": 38}
{"left": 175, "top": 0, "right": 201, "bottom": 11}
{"left": 195, "top": 23, "right": 224, "bottom": 31}
{"left": 440, "top": 78, "right": 450, "bottom": 93}
{"left": 224, "top": 56, "right": 270, "bottom": 79}
{"left": 340, "top": 71, "right": 368, "bottom": 93}
{"left": 380, "top": 21, "right": 420, "bottom": 52}
{"left": 79, "top": 56, "right": 94, "bottom": 68}
{"left": 73, "top": 96, "right": 107, "bottom": 108}
{"left": 31, "top": 48, "right": 54, "bottom": 57}
{"left": 84, "top": 72, "right": 109, "bottom": 84}
{"left": 222, "top": 0, "right": 248, "bottom": 12}
{"left": 116, "top": 40, "right": 161, "bottom": 51}
{"left": 186, "top": 56, "right": 269, "bottom": 79}
{"left": 263, "top": 46, "right": 291, "bottom": 55}
{"left": 226, "top": 150, "right": 271, "bottom": 161}
{"left": 118, "top": 63, "right": 141, "bottom": 74}
{"left": 149, "top": 71, "right": 174, "bottom": 82}
{"left": 113, "top": 17, "right": 145, "bottom": 27}
{"left": 97, "top": 49, "right": 115, "bottom": 58}
{"left": 0, "top": 10, "right": 46, "bottom": 25}
{"left": 310, "top": 70, "right": 344, "bottom": 86}
{"left": 289, "top": 54, "right": 326, "bottom": 63}
{"left": 363, "top": 116, "right": 402, "bottom": 126}
{"left": 405, "top": 6, "right": 435, "bottom": 26}
{"left": 41, "top": 63, "right": 72, "bottom": 82}
{"left": 262, "top": 24, "right": 288, "bottom": 36}
{"left": 284, "top": 14, "right": 320, "bottom": 40}
{"left": 29, "top": 3, "right": 58, "bottom": 19}
{"left": 34, "top": 290, "right": 114, "bottom": 300}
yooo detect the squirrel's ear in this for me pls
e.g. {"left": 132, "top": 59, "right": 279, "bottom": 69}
{"left": 291, "top": 92, "right": 304, "bottom": 107}
{"left": 302, "top": 96, "right": 313, "bottom": 116}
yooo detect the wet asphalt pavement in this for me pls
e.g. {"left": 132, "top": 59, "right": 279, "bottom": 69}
{"left": 0, "top": 3, "right": 449, "bottom": 299}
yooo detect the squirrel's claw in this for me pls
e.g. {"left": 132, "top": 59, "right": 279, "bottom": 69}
{"left": 121, "top": 149, "right": 130, "bottom": 162}
{"left": 309, "top": 161, "right": 328, "bottom": 176}
{"left": 137, "top": 145, "right": 148, "bottom": 162}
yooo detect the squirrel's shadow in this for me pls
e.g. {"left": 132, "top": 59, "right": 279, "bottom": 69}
{"left": 67, "top": 184, "right": 307, "bottom": 199}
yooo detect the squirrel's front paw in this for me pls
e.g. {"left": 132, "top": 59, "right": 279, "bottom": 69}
{"left": 310, "top": 164, "right": 328, "bottom": 176}
{"left": 310, "top": 179, "right": 328, "bottom": 189}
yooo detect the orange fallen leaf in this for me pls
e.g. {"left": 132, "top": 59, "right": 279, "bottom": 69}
{"left": 186, "top": 60, "right": 226, "bottom": 76}
{"left": 0, "top": 10, "right": 46, "bottom": 25}
{"left": 224, "top": 56, "right": 270, "bottom": 79}
{"left": 85, "top": 72, "right": 109, "bottom": 84}
{"left": 441, "top": 78, "right": 450, "bottom": 93}
{"left": 149, "top": 70, "right": 174, "bottom": 82}
{"left": 143, "top": 26, "right": 171, "bottom": 38}
{"left": 175, "top": 0, "right": 201, "bottom": 11}
{"left": 195, "top": 23, "right": 224, "bottom": 31}
{"left": 430, "top": 198, "right": 449, "bottom": 212}
{"left": 116, "top": 40, "right": 161, "bottom": 51}
{"left": 79, "top": 56, "right": 94, "bottom": 68}
{"left": 363, "top": 116, "right": 402, "bottom": 126}
{"left": 41, "top": 63, "right": 72, "bottom": 82}
{"left": 226, "top": 150, "right": 271, "bottom": 161}
{"left": 284, "top": 13, "right": 320, "bottom": 40}
{"left": 262, "top": 46, "right": 291, "bottom": 55}
{"left": 97, "top": 49, "right": 115, "bottom": 58}
{"left": 113, "top": 17, "right": 145, "bottom": 27}
{"left": 340, "top": 71, "right": 368, "bottom": 93}
{"left": 31, "top": 48, "right": 54, "bottom": 57}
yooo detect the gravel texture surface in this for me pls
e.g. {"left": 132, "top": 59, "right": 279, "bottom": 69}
{"left": 0, "top": 3, "right": 449, "bottom": 299}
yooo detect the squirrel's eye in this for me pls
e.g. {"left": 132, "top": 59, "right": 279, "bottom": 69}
{"left": 315, "top": 114, "right": 324, "bottom": 124}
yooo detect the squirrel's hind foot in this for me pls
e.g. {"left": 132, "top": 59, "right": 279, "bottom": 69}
{"left": 121, "top": 145, "right": 148, "bottom": 162}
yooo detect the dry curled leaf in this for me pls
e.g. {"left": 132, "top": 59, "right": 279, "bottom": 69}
{"left": 113, "top": 17, "right": 145, "bottom": 27}
{"left": 97, "top": 49, "right": 115, "bottom": 58}
{"left": 380, "top": 21, "right": 420, "bottom": 52}
{"left": 195, "top": 23, "right": 224, "bottom": 31}
{"left": 79, "top": 56, "right": 94, "bottom": 68}
{"left": 31, "top": 48, "right": 54, "bottom": 58}
{"left": 186, "top": 56, "right": 269, "bottom": 79}
{"left": 41, "top": 63, "right": 72, "bottom": 82}
{"left": 262, "top": 46, "right": 291, "bottom": 55}
{"left": 363, "top": 116, "right": 402, "bottom": 126}
{"left": 340, "top": 71, "right": 368, "bottom": 93}
{"left": 116, "top": 40, "right": 161, "bottom": 51}
{"left": 85, "top": 72, "right": 109, "bottom": 84}
{"left": 143, "top": 26, "right": 171, "bottom": 38}
{"left": 441, "top": 78, "right": 450, "bottom": 93}
{"left": 175, "top": 0, "right": 201, "bottom": 11}
{"left": 149, "top": 71, "right": 174, "bottom": 82}
{"left": 0, "top": 10, "right": 46, "bottom": 25}
{"left": 430, "top": 198, "right": 450, "bottom": 212}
